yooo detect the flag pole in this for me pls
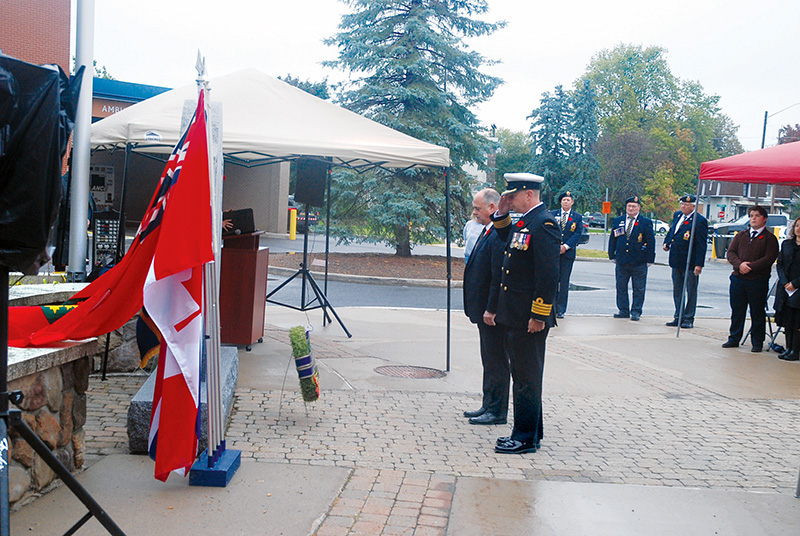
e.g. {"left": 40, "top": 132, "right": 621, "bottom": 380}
{"left": 190, "top": 53, "right": 240, "bottom": 486}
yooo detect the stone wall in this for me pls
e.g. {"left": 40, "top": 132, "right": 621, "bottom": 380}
{"left": 95, "top": 317, "right": 142, "bottom": 373}
{"left": 7, "top": 356, "right": 91, "bottom": 507}
{"left": 6, "top": 283, "right": 140, "bottom": 507}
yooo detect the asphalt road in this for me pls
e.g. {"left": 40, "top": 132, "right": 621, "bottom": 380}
{"left": 261, "top": 232, "right": 752, "bottom": 321}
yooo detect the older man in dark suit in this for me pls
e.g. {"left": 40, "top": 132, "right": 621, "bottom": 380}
{"left": 462, "top": 188, "right": 508, "bottom": 425}
{"left": 608, "top": 195, "right": 656, "bottom": 321}
{"left": 551, "top": 191, "right": 583, "bottom": 318}
{"left": 663, "top": 194, "right": 708, "bottom": 329}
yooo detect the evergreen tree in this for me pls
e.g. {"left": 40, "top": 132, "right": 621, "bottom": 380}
{"left": 279, "top": 74, "right": 331, "bottom": 100}
{"left": 527, "top": 83, "right": 600, "bottom": 210}
{"left": 324, "top": 0, "right": 504, "bottom": 256}
{"left": 779, "top": 124, "right": 800, "bottom": 145}
{"left": 564, "top": 80, "right": 600, "bottom": 210}
{"left": 528, "top": 85, "right": 573, "bottom": 201}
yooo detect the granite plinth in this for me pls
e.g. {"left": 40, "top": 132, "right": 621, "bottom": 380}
{"left": 126, "top": 345, "right": 239, "bottom": 453}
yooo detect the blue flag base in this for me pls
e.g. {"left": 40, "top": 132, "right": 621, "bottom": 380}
{"left": 189, "top": 448, "right": 241, "bottom": 487}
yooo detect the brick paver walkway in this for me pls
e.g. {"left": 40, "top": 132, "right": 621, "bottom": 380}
{"left": 84, "top": 321, "right": 800, "bottom": 536}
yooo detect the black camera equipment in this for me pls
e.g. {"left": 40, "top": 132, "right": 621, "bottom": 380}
{"left": 0, "top": 55, "right": 124, "bottom": 536}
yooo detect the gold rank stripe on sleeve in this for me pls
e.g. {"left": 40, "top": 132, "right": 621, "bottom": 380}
{"left": 494, "top": 214, "right": 512, "bottom": 228}
{"left": 531, "top": 298, "right": 552, "bottom": 317}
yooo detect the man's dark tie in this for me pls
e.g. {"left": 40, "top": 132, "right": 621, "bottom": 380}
{"left": 473, "top": 225, "right": 488, "bottom": 250}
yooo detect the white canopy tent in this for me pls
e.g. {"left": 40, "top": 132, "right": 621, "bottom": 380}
{"left": 89, "top": 68, "right": 457, "bottom": 369}
{"left": 91, "top": 68, "right": 450, "bottom": 170}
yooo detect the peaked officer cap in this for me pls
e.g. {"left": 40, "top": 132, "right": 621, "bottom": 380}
{"left": 502, "top": 173, "right": 544, "bottom": 195}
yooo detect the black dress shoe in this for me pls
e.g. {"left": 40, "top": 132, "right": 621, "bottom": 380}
{"left": 721, "top": 340, "right": 739, "bottom": 348}
{"left": 495, "top": 439, "right": 537, "bottom": 454}
{"left": 751, "top": 345, "right": 763, "bottom": 353}
{"left": 779, "top": 349, "right": 791, "bottom": 359}
{"left": 665, "top": 319, "right": 679, "bottom": 327}
{"left": 783, "top": 351, "right": 799, "bottom": 361}
{"left": 469, "top": 412, "right": 507, "bottom": 425}
{"left": 463, "top": 407, "right": 486, "bottom": 418}
{"left": 556, "top": 313, "right": 564, "bottom": 319}
{"left": 680, "top": 322, "right": 693, "bottom": 329}
{"left": 613, "top": 312, "right": 629, "bottom": 319}
{"left": 497, "top": 436, "right": 541, "bottom": 450}
{"left": 630, "top": 314, "right": 640, "bottom": 321}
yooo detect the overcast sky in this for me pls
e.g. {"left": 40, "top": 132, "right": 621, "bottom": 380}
{"left": 74, "top": 0, "right": 799, "bottom": 152}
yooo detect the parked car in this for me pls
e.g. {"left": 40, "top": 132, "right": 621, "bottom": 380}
{"left": 712, "top": 213, "right": 789, "bottom": 237}
{"left": 653, "top": 219, "right": 670, "bottom": 234}
{"left": 579, "top": 221, "right": 590, "bottom": 245}
{"left": 586, "top": 212, "right": 607, "bottom": 228}
{"left": 287, "top": 195, "right": 319, "bottom": 233}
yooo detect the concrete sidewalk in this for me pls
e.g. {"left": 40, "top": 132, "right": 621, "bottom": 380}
{"left": 11, "top": 309, "right": 800, "bottom": 535}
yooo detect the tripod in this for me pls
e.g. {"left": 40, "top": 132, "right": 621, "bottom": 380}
{"left": 1, "top": 266, "right": 125, "bottom": 535}
{"left": 266, "top": 206, "right": 351, "bottom": 338}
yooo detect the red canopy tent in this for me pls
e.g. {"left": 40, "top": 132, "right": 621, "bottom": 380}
{"left": 699, "top": 141, "right": 800, "bottom": 185}
{"left": 699, "top": 143, "right": 800, "bottom": 496}
{"left": 674, "top": 142, "right": 800, "bottom": 333}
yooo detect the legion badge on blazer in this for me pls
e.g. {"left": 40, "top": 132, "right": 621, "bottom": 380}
{"left": 511, "top": 232, "right": 530, "bottom": 250}
{"left": 638, "top": 234, "right": 643, "bottom": 243}
{"left": 683, "top": 230, "right": 691, "bottom": 241}
{"left": 570, "top": 222, "right": 576, "bottom": 232}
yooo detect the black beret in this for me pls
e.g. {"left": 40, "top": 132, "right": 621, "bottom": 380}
{"left": 679, "top": 194, "right": 697, "bottom": 203}
{"left": 624, "top": 195, "right": 641, "bottom": 205}
{"left": 558, "top": 191, "right": 575, "bottom": 201}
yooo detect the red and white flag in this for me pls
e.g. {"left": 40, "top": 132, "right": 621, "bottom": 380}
{"left": 145, "top": 91, "right": 213, "bottom": 481}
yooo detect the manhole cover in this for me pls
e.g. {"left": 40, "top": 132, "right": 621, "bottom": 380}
{"left": 374, "top": 365, "right": 446, "bottom": 378}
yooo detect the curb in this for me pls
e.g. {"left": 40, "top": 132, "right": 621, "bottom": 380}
{"left": 268, "top": 256, "right": 674, "bottom": 288}
{"left": 268, "top": 266, "right": 464, "bottom": 288}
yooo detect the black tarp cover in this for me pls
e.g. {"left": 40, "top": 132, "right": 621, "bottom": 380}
{"left": 0, "top": 54, "right": 81, "bottom": 274}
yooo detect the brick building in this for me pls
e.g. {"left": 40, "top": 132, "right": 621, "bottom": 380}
{"left": 0, "top": 0, "right": 70, "bottom": 72}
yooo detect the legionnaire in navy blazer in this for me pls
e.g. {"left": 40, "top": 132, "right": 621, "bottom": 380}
{"left": 663, "top": 194, "right": 708, "bottom": 329}
{"left": 608, "top": 195, "right": 656, "bottom": 321}
{"left": 551, "top": 191, "right": 583, "bottom": 318}
{"left": 490, "top": 173, "right": 560, "bottom": 455}
{"left": 462, "top": 188, "right": 509, "bottom": 425}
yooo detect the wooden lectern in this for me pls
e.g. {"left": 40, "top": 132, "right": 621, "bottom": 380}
{"left": 219, "top": 231, "right": 268, "bottom": 348}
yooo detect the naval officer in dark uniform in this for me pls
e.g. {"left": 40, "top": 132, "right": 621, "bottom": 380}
{"left": 608, "top": 195, "right": 655, "bottom": 321}
{"left": 491, "top": 173, "right": 560, "bottom": 454}
{"left": 462, "top": 188, "right": 509, "bottom": 425}
{"left": 551, "top": 191, "right": 583, "bottom": 318}
{"left": 663, "top": 194, "right": 708, "bottom": 328}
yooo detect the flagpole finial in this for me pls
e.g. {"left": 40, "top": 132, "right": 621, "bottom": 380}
{"left": 195, "top": 50, "right": 209, "bottom": 92}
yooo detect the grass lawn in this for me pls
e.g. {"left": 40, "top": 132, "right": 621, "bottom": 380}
{"left": 576, "top": 248, "right": 609, "bottom": 259}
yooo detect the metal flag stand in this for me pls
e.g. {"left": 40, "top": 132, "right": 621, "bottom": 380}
{"left": 188, "top": 55, "right": 241, "bottom": 487}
